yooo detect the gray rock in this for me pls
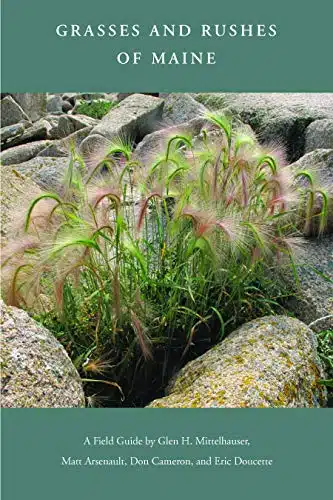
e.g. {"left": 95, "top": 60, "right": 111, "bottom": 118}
{"left": 62, "top": 93, "right": 77, "bottom": 106}
{"left": 65, "top": 114, "right": 98, "bottom": 134}
{"left": 68, "top": 126, "right": 94, "bottom": 147}
{"left": 148, "top": 316, "right": 327, "bottom": 408}
{"left": 36, "top": 141, "right": 68, "bottom": 158}
{"left": 193, "top": 93, "right": 333, "bottom": 162}
{"left": 287, "top": 235, "right": 333, "bottom": 332}
{"left": 6, "top": 155, "right": 81, "bottom": 195}
{"left": 45, "top": 115, "right": 97, "bottom": 140}
{"left": 0, "top": 167, "right": 42, "bottom": 240}
{"left": 46, "top": 94, "right": 64, "bottom": 113}
{"left": 11, "top": 156, "right": 74, "bottom": 193}
{"left": 290, "top": 149, "right": 333, "bottom": 234}
{"left": 47, "top": 116, "right": 73, "bottom": 140}
{"left": 80, "top": 94, "right": 164, "bottom": 154}
{"left": 0, "top": 96, "right": 30, "bottom": 127}
{"left": 38, "top": 127, "right": 92, "bottom": 157}
{"left": 0, "top": 301, "right": 85, "bottom": 408}
{"left": 291, "top": 148, "right": 333, "bottom": 190}
{"left": 32, "top": 159, "right": 71, "bottom": 192}
{"left": 10, "top": 156, "right": 69, "bottom": 188}
{"left": 162, "top": 93, "right": 207, "bottom": 125}
{"left": 1, "top": 119, "right": 50, "bottom": 149}
{"left": 0, "top": 141, "right": 52, "bottom": 165}
{"left": 305, "top": 119, "right": 333, "bottom": 152}
{"left": 1, "top": 122, "right": 27, "bottom": 144}
{"left": 41, "top": 114, "right": 62, "bottom": 139}
{"left": 104, "top": 93, "right": 120, "bottom": 103}
{"left": 77, "top": 93, "right": 106, "bottom": 101}
{"left": 134, "top": 118, "right": 205, "bottom": 165}
{"left": 115, "top": 93, "right": 133, "bottom": 102}
{"left": 11, "top": 93, "right": 47, "bottom": 122}
{"left": 63, "top": 93, "right": 107, "bottom": 107}
{"left": 62, "top": 100, "right": 73, "bottom": 113}
{"left": 79, "top": 133, "right": 108, "bottom": 162}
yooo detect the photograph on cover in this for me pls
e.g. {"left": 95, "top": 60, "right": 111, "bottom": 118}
{"left": 1, "top": 92, "right": 332, "bottom": 408}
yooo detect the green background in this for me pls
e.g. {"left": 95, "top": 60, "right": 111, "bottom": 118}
{"left": 2, "top": 409, "right": 333, "bottom": 499}
{"left": 2, "top": 0, "right": 333, "bottom": 91}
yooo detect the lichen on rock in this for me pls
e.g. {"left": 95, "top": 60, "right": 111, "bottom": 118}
{"left": 0, "top": 301, "right": 85, "bottom": 408}
{"left": 147, "top": 316, "right": 327, "bottom": 408}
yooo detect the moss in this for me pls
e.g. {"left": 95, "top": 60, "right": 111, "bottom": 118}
{"left": 242, "top": 375, "right": 254, "bottom": 386}
{"left": 75, "top": 100, "right": 116, "bottom": 119}
{"left": 279, "top": 351, "right": 293, "bottom": 367}
{"left": 277, "top": 392, "right": 287, "bottom": 404}
{"left": 234, "top": 355, "right": 244, "bottom": 364}
{"left": 283, "top": 382, "right": 298, "bottom": 400}
{"left": 272, "top": 400, "right": 285, "bottom": 407}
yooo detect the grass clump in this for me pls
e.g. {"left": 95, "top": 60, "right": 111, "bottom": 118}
{"left": 1, "top": 113, "right": 328, "bottom": 406}
{"left": 75, "top": 100, "right": 116, "bottom": 119}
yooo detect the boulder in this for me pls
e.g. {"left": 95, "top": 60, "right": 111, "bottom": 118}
{"left": 12, "top": 156, "right": 72, "bottom": 193}
{"left": 46, "top": 94, "right": 64, "bottom": 113}
{"left": 77, "top": 93, "right": 106, "bottom": 101}
{"left": 134, "top": 118, "right": 205, "bottom": 165}
{"left": 0, "top": 96, "right": 30, "bottom": 127}
{"left": 162, "top": 93, "right": 207, "bottom": 125}
{"left": 290, "top": 149, "right": 333, "bottom": 234}
{"left": 62, "top": 92, "right": 107, "bottom": 107}
{"left": 0, "top": 301, "right": 85, "bottom": 408}
{"left": 305, "top": 119, "right": 333, "bottom": 152}
{"left": 40, "top": 114, "right": 63, "bottom": 139}
{"left": 0, "top": 140, "right": 51, "bottom": 165}
{"left": 35, "top": 141, "right": 70, "bottom": 158}
{"left": 62, "top": 100, "right": 73, "bottom": 113}
{"left": 114, "top": 92, "right": 133, "bottom": 102}
{"left": 80, "top": 94, "right": 164, "bottom": 154}
{"left": 0, "top": 168, "right": 41, "bottom": 241}
{"left": 45, "top": 114, "right": 97, "bottom": 140}
{"left": 287, "top": 235, "right": 333, "bottom": 332}
{"left": 291, "top": 148, "right": 333, "bottom": 187}
{"left": 1, "top": 122, "right": 30, "bottom": 146}
{"left": 38, "top": 127, "right": 92, "bottom": 157}
{"left": 62, "top": 92, "right": 78, "bottom": 106}
{"left": 1, "top": 119, "right": 50, "bottom": 149}
{"left": 148, "top": 316, "right": 327, "bottom": 408}
{"left": 10, "top": 156, "right": 69, "bottom": 188}
{"left": 61, "top": 114, "right": 98, "bottom": 136}
{"left": 193, "top": 93, "right": 333, "bottom": 162}
{"left": 11, "top": 93, "right": 47, "bottom": 122}
{"left": 32, "top": 159, "right": 71, "bottom": 192}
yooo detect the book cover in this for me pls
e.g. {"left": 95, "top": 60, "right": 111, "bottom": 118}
{"left": 1, "top": 1, "right": 332, "bottom": 498}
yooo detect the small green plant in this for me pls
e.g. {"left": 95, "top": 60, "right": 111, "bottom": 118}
{"left": 317, "top": 329, "right": 333, "bottom": 390}
{"left": 75, "top": 100, "right": 116, "bottom": 119}
{"left": 2, "top": 113, "right": 328, "bottom": 406}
